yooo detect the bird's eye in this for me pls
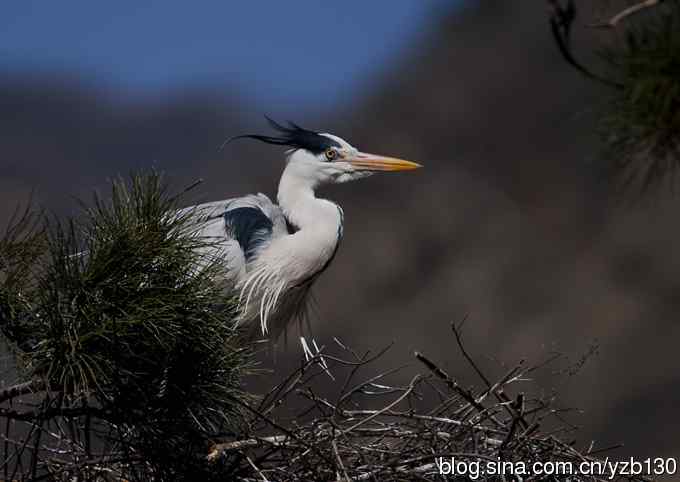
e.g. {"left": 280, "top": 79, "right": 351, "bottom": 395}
{"left": 324, "top": 148, "right": 338, "bottom": 161}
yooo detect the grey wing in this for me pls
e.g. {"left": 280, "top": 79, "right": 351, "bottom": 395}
{"left": 188, "top": 194, "right": 315, "bottom": 343}
{"left": 188, "top": 193, "right": 288, "bottom": 283}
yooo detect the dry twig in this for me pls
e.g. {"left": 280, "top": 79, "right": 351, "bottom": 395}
{"left": 590, "top": 0, "right": 663, "bottom": 28}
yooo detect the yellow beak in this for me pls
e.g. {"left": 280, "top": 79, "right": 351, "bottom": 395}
{"left": 345, "top": 152, "right": 422, "bottom": 172}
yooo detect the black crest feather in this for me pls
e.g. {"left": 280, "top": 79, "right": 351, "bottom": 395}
{"left": 222, "top": 116, "right": 340, "bottom": 154}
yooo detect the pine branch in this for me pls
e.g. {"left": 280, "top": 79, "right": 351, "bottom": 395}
{"left": 0, "top": 171, "right": 253, "bottom": 480}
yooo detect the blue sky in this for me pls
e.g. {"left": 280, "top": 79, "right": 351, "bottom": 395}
{"left": 1, "top": 1, "right": 458, "bottom": 113}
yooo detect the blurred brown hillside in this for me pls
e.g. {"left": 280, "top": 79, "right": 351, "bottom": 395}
{"left": 2, "top": 1, "right": 679, "bottom": 470}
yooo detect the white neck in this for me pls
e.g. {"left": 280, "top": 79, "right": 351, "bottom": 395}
{"left": 273, "top": 163, "right": 343, "bottom": 281}
{"left": 277, "top": 163, "right": 339, "bottom": 231}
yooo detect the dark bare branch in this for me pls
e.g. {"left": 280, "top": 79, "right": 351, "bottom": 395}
{"left": 0, "top": 379, "right": 46, "bottom": 404}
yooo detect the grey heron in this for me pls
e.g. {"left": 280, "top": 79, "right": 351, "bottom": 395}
{"left": 195, "top": 118, "right": 421, "bottom": 342}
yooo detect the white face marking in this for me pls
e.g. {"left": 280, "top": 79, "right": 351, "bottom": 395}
{"left": 318, "top": 133, "right": 358, "bottom": 160}
{"left": 319, "top": 133, "right": 354, "bottom": 152}
{"left": 317, "top": 132, "right": 359, "bottom": 168}
{"left": 283, "top": 132, "right": 373, "bottom": 186}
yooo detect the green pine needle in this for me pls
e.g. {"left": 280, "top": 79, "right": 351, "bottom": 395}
{"left": 600, "top": 3, "right": 680, "bottom": 194}
{"left": 0, "top": 171, "right": 253, "bottom": 479}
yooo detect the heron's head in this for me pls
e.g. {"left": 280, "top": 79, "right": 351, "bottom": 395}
{"left": 227, "top": 118, "right": 421, "bottom": 186}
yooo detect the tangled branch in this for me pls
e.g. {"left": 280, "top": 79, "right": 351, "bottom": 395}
{"left": 205, "top": 326, "right": 643, "bottom": 481}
